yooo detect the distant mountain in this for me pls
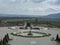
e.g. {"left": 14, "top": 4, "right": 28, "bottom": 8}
{"left": 0, "top": 14, "right": 40, "bottom": 19}
{"left": 42, "top": 13, "right": 60, "bottom": 18}
{"left": 0, "top": 14, "right": 38, "bottom": 17}
{"left": 0, "top": 13, "right": 60, "bottom": 19}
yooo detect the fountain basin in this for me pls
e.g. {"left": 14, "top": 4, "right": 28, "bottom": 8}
{"left": 11, "top": 31, "right": 51, "bottom": 38}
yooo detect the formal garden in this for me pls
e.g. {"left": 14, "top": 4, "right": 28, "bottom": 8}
{"left": 0, "top": 21, "right": 60, "bottom": 45}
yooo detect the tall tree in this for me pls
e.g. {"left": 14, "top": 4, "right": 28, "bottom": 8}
{"left": 56, "top": 34, "right": 59, "bottom": 41}
{"left": 0, "top": 40, "right": 3, "bottom": 45}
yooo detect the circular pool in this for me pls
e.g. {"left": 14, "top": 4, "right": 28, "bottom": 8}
{"left": 11, "top": 31, "right": 51, "bottom": 38}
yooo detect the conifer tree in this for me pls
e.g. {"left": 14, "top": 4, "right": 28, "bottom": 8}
{"left": 3, "top": 37, "right": 6, "bottom": 45}
{"left": 6, "top": 33, "right": 9, "bottom": 40}
{"left": 0, "top": 40, "right": 3, "bottom": 45}
{"left": 56, "top": 34, "right": 59, "bottom": 41}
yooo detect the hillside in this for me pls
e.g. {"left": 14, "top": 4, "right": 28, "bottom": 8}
{"left": 0, "top": 13, "right": 60, "bottom": 19}
{"left": 42, "top": 13, "right": 60, "bottom": 18}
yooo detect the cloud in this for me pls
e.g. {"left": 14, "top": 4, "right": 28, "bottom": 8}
{"left": 48, "top": 0, "right": 60, "bottom": 5}
{"left": 31, "top": 0, "right": 45, "bottom": 3}
{"left": 0, "top": 0, "right": 60, "bottom": 16}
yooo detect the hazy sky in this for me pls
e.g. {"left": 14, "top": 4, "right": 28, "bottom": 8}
{"left": 0, "top": 0, "right": 60, "bottom": 16}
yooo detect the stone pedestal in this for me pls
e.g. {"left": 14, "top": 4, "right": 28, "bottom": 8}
{"left": 28, "top": 31, "right": 33, "bottom": 36}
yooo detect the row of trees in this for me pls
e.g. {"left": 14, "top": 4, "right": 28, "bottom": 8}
{"left": 0, "top": 33, "right": 10, "bottom": 45}
{"left": 0, "top": 18, "right": 60, "bottom": 27}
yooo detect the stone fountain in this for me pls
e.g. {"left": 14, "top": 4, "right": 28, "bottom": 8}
{"left": 25, "top": 22, "right": 33, "bottom": 36}
{"left": 10, "top": 22, "right": 51, "bottom": 38}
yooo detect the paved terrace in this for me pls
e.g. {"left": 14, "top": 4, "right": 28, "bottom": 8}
{"left": 0, "top": 27, "right": 60, "bottom": 45}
